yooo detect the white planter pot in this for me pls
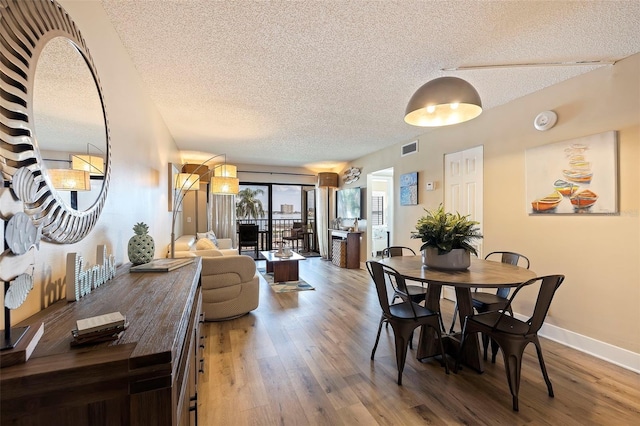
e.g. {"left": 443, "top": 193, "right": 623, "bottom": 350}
{"left": 422, "top": 247, "right": 470, "bottom": 270}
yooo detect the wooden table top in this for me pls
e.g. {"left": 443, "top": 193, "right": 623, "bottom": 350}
{"left": 260, "top": 250, "right": 306, "bottom": 262}
{"left": 379, "top": 256, "right": 536, "bottom": 288}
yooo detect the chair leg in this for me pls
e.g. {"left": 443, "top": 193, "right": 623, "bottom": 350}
{"left": 491, "top": 338, "right": 500, "bottom": 363}
{"left": 371, "top": 315, "right": 385, "bottom": 360}
{"left": 390, "top": 325, "right": 414, "bottom": 385}
{"left": 449, "top": 303, "right": 459, "bottom": 334}
{"left": 433, "top": 321, "right": 450, "bottom": 374}
{"left": 532, "top": 336, "right": 554, "bottom": 398}
{"left": 482, "top": 333, "right": 490, "bottom": 361}
{"left": 499, "top": 344, "right": 525, "bottom": 411}
{"left": 454, "top": 320, "right": 468, "bottom": 373}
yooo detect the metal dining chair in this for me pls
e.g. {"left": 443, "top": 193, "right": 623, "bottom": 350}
{"left": 381, "top": 246, "right": 445, "bottom": 339}
{"left": 456, "top": 274, "right": 565, "bottom": 411}
{"left": 381, "top": 246, "right": 428, "bottom": 305}
{"left": 366, "top": 261, "right": 449, "bottom": 385}
{"left": 449, "top": 251, "right": 530, "bottom": 361}
{"left": 282, "top": 221, "right": 304, "bottom": 251}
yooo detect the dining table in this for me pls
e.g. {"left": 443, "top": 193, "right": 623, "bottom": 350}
{"left": 379, "top": 255, "right": 537, "bottom": 373}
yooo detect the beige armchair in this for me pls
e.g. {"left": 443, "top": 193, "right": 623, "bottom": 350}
{"left": 200, "top": 255, "right": 259, "bottom": 321}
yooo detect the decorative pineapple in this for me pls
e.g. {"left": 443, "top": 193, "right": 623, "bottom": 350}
{"left": 128, "top": 222, "right": 155, "bottom": 265}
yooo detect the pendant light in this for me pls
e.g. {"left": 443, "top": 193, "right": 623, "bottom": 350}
{"left": 405, "top": 77, "right": 482, "bottom": 127}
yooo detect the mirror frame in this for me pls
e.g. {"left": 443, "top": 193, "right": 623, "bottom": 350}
{"left": 0, "top": 0, "right": 111, "bottom": 243}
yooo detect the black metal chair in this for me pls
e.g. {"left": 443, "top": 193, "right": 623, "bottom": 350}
{"left": 366, "top": 261, "right": 449, "bottom": 385}
{"left": 282, "top": 221, "right": 304, "bottom": 251}
{"left": 238, "top": 224, "right": 259, "bottom": 257}
{"left": 381, "top": 246, "right": 416, "bottom": 258}
{"left": 450, "top": 251, "right": 530, "bottom": 361}
{"left": 381, "top": 246, "right": 428, "bottom": 303}
{"left": 381, "top": 246, "right": 444, "bottom": 335}
{"left": 455, "top": 274, "right": 565, "bottom": 411}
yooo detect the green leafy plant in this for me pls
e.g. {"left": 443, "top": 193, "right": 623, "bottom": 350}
{"left": 411, "top": 204, "right": 482, "bottom": 255}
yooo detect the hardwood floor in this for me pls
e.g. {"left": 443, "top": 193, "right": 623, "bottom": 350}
{"left": 199, "top": 258, "right": 640, "bottom": 425}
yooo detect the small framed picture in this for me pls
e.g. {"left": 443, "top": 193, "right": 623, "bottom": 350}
{"left": 400, "top": 172, "right": 418, "bottom": 206}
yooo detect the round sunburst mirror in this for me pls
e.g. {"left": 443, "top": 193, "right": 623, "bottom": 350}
{"left": 0, "top": 0, "right": 111, "bottom": 243}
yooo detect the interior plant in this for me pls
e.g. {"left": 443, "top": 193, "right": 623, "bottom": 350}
{"left": 411, "top": 204, "right": 482, "bottom": 269}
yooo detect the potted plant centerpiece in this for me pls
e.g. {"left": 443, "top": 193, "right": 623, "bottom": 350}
{"left": 411, "top": 204, "right": 483, "bottom": 270}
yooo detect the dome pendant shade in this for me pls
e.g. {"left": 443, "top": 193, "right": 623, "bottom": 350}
{"left": 405, "top": 77, "right": 482, "bottom": 127}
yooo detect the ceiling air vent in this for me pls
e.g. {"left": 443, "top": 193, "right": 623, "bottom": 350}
{"left": 401, "top": 140, "right": 418, "bottom": 157}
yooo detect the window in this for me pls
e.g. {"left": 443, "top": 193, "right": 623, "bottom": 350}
{"left": 371, "top": 196, "right": 384, "bottom": 226}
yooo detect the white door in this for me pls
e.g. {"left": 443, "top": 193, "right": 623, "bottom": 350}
{"left": 443, "top": 145, "right": 484, "bottom": 299}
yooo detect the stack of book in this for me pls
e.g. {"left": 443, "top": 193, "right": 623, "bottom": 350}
{"left": 71, "top": 311, "right": 128, "bottom": 347}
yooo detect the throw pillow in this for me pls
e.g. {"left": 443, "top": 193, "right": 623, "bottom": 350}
{"left": 205, "top": 231, "right": 218, "bottom": 247}
{"left": 196, "top": 238, "right": 216, "bottom": 250}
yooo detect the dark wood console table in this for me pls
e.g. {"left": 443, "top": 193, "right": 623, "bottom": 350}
{"left": 328, "top": 229, "right": 362, "bottom": 269}
{"left": 0, "top": 258, "right": 204, "bottom": 426}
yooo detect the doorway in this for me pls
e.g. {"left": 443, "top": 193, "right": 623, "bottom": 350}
{"left": 366, "top": 168, "right": 394, "bottom": 259}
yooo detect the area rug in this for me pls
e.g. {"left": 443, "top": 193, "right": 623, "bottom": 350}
{"left": 258, "top": 268, "right": 315, "bottom": 293}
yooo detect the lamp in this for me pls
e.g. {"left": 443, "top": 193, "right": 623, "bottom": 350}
{"left": 71, "top": 155, "right": 104, "bottom": 176}
{"left": 170, "top": 154, "right": 239, "bottom": 258}
{"left": 211, "top": 176, "right": 239, "bottom": 195}
{"left": 317, "top": 172, "right": 339, "bottom": 189}
{"left": 48, "top": 168, "right": 91, "bottom": 210}
{"left": 48, "top": 169, "right": 91, "bottom": 191}
{"left": 404, "top": 76, "right": 482, "bottom": 127}
{"left": 317, "top": 172, "right": 339, "bottom": 259}
{"left": 71, "top": 143, "right": 105, "bottom": 176}
{"left": 211, "top": 163, "right": 239, "bottom": 195}
{"left": 175, "top": 173, "right": 200, "bottom": 190}
{"left": 213, "top": 164, "right": 237, "bottom": 177}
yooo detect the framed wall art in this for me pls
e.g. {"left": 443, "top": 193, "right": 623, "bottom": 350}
{"left": 525, "top": 131, "right": 618, "bottom": 215}
{"left": 400, "top": 171, "right": 418, "bottom": 206}
{"left": 168, "top": 163, "right": 181, "bottom": 212}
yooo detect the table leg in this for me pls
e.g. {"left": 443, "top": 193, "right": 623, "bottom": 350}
{"left": 417, "top": 283, "right": 443, "bottom": 359}
{"left": 453, "top": 287, "right": 483, "bottom": 373}
{"left": 417, "top": 285, "right": 484, "bottom": 373}
{"left": 272, "top": 260, "right": 299, "bottom": 282}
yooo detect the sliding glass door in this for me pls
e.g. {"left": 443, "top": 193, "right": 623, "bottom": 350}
{"left": 236, "top": 183, "right": 315, "bottom": 253}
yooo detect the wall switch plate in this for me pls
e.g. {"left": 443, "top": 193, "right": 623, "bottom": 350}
{"left": 426, "top": 182, "right": 435, "bottom": 191}
{"left": 187, "top": 217, "right": 192, "bottom": 223}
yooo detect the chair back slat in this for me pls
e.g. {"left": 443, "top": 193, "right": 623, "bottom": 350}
{"left": 499, "top": 274, "right": 564, "bottom": 334}
{"left": 382, "top": 246, "right": 416, "bottom": 258}
{"left": 485, "top": 251, "right": 530, "bottom": 269}
{"left": 527, "top": 275, "right": 564, "bottom": 332}
{"left": 485, "top": 251, "right": 530, "bottom": 298}
{"left": 366, "top": 261, "right": 392, "bottom": 317}
{"left": 366, "top": 261, "right": 421, "bottom": 318}
{"left": 239, "top": 224, "right": 259, "bottom": 242}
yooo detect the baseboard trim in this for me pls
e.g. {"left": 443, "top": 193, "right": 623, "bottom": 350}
{"left": 515, "top": 312, "right": 640, "bottom": 374}
{"left": 442, "top": 291, "right": 639, "bottom": 373}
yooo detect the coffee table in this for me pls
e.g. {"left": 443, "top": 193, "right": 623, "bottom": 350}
{"left": 260, "top": 251, "right": 306, "bottom": 282}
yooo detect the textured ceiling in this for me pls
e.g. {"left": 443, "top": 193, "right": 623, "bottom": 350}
{"left": 99, "top": 0, "right": 640, "bottom": 169}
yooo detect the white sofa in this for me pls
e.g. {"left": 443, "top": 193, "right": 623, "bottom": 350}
{"left": 172, "top": 234, "right": 239, "bottom": 257}
{"left": 171, "top": 235, "right": 259, "bottom": 321}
